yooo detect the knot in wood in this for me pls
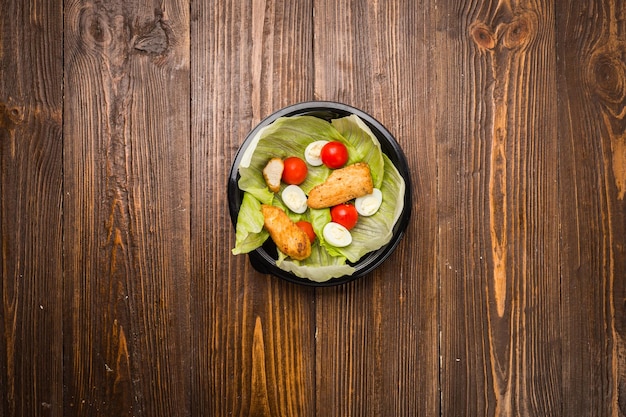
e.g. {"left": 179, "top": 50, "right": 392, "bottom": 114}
{"left": 133, "top": 21, "right": 169, "bottom": 55}
{"left": 502, "top": 14, "right": 535, "bottom": 49}
{"left": 0, "top": 103, "right": 24, "bottom": 129}
{"left": 588, "top": 48, "right": 626, "bottom": 105}
{"left": 470, "top": 23, "right": 496, "bottom": 50}
{"left": 80, "top": 8, "right": 113, "bottom": 47}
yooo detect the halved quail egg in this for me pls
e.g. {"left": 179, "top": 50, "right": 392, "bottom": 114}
{"left": 354, "top": 188, "right": 382, "bottom": 216}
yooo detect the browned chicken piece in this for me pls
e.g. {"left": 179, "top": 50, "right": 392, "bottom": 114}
{"left": 263, "top": 157, "right": 284, "bottom": 193}
{"left": 307, "top": 162, "right": 374, "bottom": 209}
{"left": 261, "top": 204, "right": 311, "bottom": 260}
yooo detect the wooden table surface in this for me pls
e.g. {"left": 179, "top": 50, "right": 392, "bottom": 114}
{"left": 2, "top": 0, "right": 625, "bottom": 416}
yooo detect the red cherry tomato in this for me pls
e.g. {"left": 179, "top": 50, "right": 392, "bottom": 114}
{"left": 330, "top": 203, "right": 358, "bottom": 230}
{"left": 320, "top": 141, "right": 348, "bottom": 169}
{"left": 282, "top": 156, "right": 308, "bottom": 185}
{"left": 296, "top": 220, "right": 316, "bottom": 243}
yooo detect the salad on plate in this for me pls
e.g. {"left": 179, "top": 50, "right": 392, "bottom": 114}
{"left": 231, "top": 114, "right": 406, "bottom": 282}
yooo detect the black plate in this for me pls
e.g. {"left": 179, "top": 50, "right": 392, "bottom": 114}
{"left": 227, "top": 101, "right": 412, "bottom": 286}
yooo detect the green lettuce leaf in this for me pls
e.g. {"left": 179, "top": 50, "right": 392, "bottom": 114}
{"left": 277, "top": 248, "right": 356, "bottom": 282}
{"left": 232, "top": 192, "right": 269, "bottom": 255}
{"left": 331, "top": 115, "right": 385, "bottom": 188}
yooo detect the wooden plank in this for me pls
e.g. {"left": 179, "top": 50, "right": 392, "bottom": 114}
{"left": 190, "top": 1, "right": 316, "bottom": 415}
{"left": 313, "top": 1, "right": 440, "bottom": 415}
{"left": 62, "top": 0, "right": 190, "bottom": 415}
{"left": 435, "top": 0, "right": 562, "bottom": 415}
{"left": 556, "top": 1, "right": 626, "bottom": 415}
{"left": 0, "top": 0, "right": 64, "bottom": 415}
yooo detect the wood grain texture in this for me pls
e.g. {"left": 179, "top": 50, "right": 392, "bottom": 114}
{"left": 557, "top": 1, "right": 626, "bottom": 415}
{"left": 62, "top": 0, "right": 190, "bottom": 415}
{"left": 0, "top": 0, "right": 64, "bottom": 415}
{"left": 1, "top": 0, "right": 625, "bottom": 415}
{"left": 313, "top": 1, "right": 440, "bottom": 416}
{"left": 436, "top": 0, "right": 561, "bottom": 415}
{"left": 190, "top": 0, "right": 316, "bottom": 416}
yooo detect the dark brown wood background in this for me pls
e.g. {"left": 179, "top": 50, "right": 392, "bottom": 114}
{"left": 1, "top": 0, "right": 625, "bottom": 416}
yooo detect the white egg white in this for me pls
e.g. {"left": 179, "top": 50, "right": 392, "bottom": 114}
{"left": 355, "top": 188, "right": 383, "bottom": 216}
{"left": 323, "top": 222, "right": 352, "bottom": 247}
{"left": 281, "top": 185, "right": 308, "bottom": 213}
{"left": 304, "top": 140, "right": 329, "bottom": 166}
